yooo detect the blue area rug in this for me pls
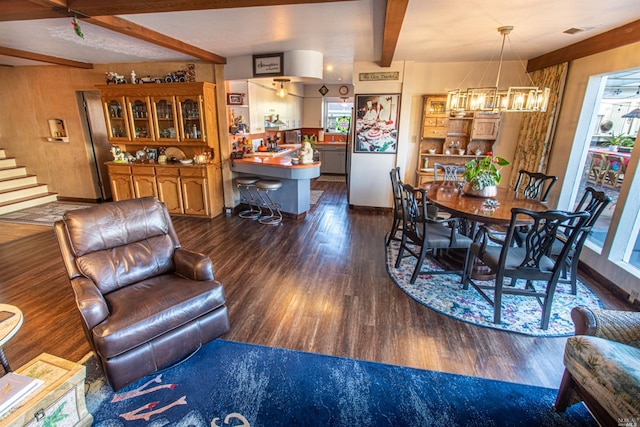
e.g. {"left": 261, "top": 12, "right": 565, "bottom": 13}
{"left": 84, "top": 339, "right": 594, "bottom": 426}
{"left": 386, "top": 235, "right": 603, "bottom": 337}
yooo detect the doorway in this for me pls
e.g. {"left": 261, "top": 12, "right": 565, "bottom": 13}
{"left": 77, "top": 91, "right": 112, "bottom": 201}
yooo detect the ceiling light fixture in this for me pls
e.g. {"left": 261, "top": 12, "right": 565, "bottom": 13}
{"left": 274, "top": 78, "right": 290, "bottom": 98}
{"left": 446, "top": 26, "right": 550, "bottom": 114}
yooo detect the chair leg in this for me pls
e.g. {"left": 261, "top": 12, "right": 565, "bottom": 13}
{"left": 569, "top": 258, "right": 579, "bottom": 295}
{"left": 410, "top": 242, "right": 430, "bottom": 284}
{"left": 386, "top": 219, "right": 400, "bottom": 246}
{"left": 540, "top": 280, "right": 560, "bottom": 330}
{"left": 554, "top": 369, "right": 578, "bottom": 412}
{"left": 395, "top": 235, "right": 407, "bottom": 268}
{"left": 462, "top": 248, "right": 475, "bottom": 289}
{"left": 493, "top": 273, "right": 505, "bottom": 325}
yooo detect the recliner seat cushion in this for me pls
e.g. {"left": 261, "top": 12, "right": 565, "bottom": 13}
{"left": 94, "top": 274, "right": 226, "bottom": 359}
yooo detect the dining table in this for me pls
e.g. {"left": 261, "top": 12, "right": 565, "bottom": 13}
{"left": 424, "top": 181, "right": 548, "bottom": 227}
{"left": 423, "top": 180, "right": 549, "bottom": 279}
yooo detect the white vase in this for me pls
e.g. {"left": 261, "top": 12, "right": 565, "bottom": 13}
{"left": 463, "top": 182, "right": 497, "bottom": 198}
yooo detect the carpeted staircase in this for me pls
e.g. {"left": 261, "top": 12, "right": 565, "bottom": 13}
{"left": 0, "top": 148, "right": 57, "bottom": 215}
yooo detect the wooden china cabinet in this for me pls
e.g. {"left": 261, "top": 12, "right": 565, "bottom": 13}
{"left": 416, "top": 94, "right": 501, "bottom": 186}
{"left": 100, "top": 82, "right": 224, "bottom": 218}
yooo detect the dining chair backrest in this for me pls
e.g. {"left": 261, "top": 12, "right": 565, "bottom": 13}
{"left": 503, "top": 208, "right": 589, "bottom": 277}
{"left": 433, "top": 163, "right": 465, "bottom": 182}
{"left": 386, "top": 166, "right": 405, "bottom": 246}
{"left": 514, "top": 170, "right": 558, "bottom": 203}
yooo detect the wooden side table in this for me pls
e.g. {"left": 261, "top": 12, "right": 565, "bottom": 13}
{"left": 0, "top": 304, "right": 23, "bottom": 374}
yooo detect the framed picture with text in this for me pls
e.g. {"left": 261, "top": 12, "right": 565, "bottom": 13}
{"left": 253, "top": 53, "right": 284, "bottom": 77}
{"left": 354, "top": 94, "right": 400, "bottom": 153}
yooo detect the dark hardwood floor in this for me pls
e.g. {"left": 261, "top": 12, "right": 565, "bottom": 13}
{"left": 0, "top": 179, "right": 633, "bottom": 389}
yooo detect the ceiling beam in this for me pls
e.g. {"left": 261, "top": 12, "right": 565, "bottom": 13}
{"left": 379, "top": 0, "right": 409, "bottom": 67}
{"left": 0, "top": 0, "right": 354, "bottom": 21}
{"left": 85, "top": 15, "right": 227, "bottom": 64}
{"left": 527, "top": 19, "right": 640, "bottom": 72}
{"left": 0, "top": 45, "right": 93, "bottom": 68}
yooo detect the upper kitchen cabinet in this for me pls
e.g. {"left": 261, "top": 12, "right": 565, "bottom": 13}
{"left": 98, "top": 82, "right": 219, "bottom": 149}
{"left": 303, "top": 97, "right": 323, "bottom": 128}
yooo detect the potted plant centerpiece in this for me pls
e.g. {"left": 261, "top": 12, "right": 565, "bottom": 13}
{"left": 462, "top": 154, "right": 510, "bottom": 197}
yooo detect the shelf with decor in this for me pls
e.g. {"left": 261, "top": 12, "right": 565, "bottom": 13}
{"left": 97, "top": 82, "right": 219, "bottom": 149}
{"left": 416, "top": 94, "right": 501, "bottom": 187}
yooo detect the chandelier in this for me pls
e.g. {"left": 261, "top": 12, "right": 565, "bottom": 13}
{"left": 445, "top": 26, "right": 550, "bottom": 113}
{"left": 274, "top": 78, "right": 290, "bottom": 98}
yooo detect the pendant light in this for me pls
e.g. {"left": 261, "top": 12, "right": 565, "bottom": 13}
{"left": 274, "top": 78, "right": 290, "bottom": 98}
{"left": 446, "top": 26, "right": 550, "bottom": 114}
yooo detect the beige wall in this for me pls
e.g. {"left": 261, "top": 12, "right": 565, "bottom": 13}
{"left": 0, "top": 62, "right": 217, "bottom": 200}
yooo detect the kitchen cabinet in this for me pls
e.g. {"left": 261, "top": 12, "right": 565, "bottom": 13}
{"left": 303, "top": 97, "right": 323, "bottom": 128}
{"left": 416, "top": 94, "right": 501, "bottom": 185}
{"left": 98, "top": 82, "right": 219, "bottom": 148}
{"left": 106, "top": 163, "right": 222, "bottom": 218}
{"left": 317, "top": 145, "right": 346, "bottom": 174}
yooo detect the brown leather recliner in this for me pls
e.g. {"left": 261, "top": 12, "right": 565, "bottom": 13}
{"left": 54, "top": 197, "right": 230, "bottom": 391}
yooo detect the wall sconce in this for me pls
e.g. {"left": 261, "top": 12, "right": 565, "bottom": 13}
{"left": 274, "top": 78, "right": 290, "bottom": 98}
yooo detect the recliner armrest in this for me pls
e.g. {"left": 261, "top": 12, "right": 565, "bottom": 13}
{"left": 174, "top": 248, "right": 214, "bottom": 281}
{"left": 70, "top": 276, "right": 109, "bottom": 329}
{"left": 572, "top": 307, "right": 640, "bottom": 346}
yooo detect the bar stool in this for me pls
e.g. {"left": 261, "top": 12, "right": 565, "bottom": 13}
{"left": 236, "top": 176, "right": 262, "bottom": 219}
{"left": 256, "top": 180, "right": 283, "bottom": 225}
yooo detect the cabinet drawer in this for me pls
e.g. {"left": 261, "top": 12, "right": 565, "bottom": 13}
{"left": 155, "top": 167, "right": 179, "bottom": 176}
{"left": 422, "top": 126, "right": 447, "bottom": 138}
{"left": 179, "top": 167, "right": 206, "bottom": 177}
{"left": 108, "top": 165, "right": 131, "bottom": 174}
{"left": 131, "top": 165, "right": 155, "bottom": 175}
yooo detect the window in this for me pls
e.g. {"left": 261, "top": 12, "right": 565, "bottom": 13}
{"left": 324, "top": 99, "right": 353, "bottom": 133}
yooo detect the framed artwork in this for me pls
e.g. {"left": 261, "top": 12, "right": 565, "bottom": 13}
{"left": 354, "top": 94, "right": 401, "bottom": 153}
{"left": 253, "top": 53, "right": 284, "bottom": 77}
{"left": 227, "top": 93, "right": 244, "bottom": 105}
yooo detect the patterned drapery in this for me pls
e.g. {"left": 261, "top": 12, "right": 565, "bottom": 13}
{"left": 507, "top": 63, "right": 569, "bottom": 189}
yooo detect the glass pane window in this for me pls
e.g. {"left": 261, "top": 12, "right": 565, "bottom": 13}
{"left": 325, "top": 100, "right": 353, "bottom": 132}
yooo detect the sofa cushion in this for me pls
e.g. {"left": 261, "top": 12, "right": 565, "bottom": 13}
{"left": 564, "top": 335, "right": 640, "bottom": 420}
{"left": 93, "top": 274, "right": 226, "bottom": 359}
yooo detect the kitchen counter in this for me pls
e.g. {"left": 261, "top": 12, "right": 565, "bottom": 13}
{"left": 230, "top": 144, "right": 320, "bottom": 217}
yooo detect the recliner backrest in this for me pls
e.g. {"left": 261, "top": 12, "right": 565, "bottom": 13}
{"left": 61, "top": 197, "right": 181, "bottom": 294}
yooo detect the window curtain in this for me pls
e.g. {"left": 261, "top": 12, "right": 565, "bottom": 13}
{"left": 507, "top": 63, "right": 568, "bottom": 188}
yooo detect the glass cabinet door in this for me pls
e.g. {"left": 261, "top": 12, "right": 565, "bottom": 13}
{"left": 151, "top": 97, "right": 180, "bottom": 142}
{"left": 177, "top": 95, "right": 206, "bottom": 143}
{"left": 126, "top": 97, "right": 155, "bottom": 143}
{"left": 103, "top": 96, "right": 131, "bottom": 141}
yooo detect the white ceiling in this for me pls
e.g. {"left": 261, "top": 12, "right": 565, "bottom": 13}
{"left": 0, "top": 0, "right": 638, "bottom": 84}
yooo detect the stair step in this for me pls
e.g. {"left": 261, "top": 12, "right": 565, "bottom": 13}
{"left": 0, "top": 149, "right": 5, "bottom": 159}
{"left": 0, "top": 175, "right": 38, "bottom": 191}
{"left": 0, "top": 167, "right": 27, "bottom": 180}
{"left": 0, "top": 192, "right": 58, "bottom": 215}
{"left": 0, "top": 183, "right": 50, "bottom": 204}
{"left": 0, "top": 158, "right": 17, "bottom": 168}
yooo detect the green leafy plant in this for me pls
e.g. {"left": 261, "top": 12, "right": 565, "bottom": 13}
{"left": 602, "top": 132, "right": 635, "bottom": 147}
{"left": 463, "top": 155, "right": 510, "bottom": 190}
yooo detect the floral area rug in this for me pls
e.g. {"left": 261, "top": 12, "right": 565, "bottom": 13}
{"left": 385, "top": 235, "right": 603, "bottom": 337}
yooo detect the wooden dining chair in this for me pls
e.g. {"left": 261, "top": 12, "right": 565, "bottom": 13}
{"left": 586, "top": 152, "right": 608, "bottom": 185}
{"left": 386, "top": 167, "right": 404, "bottom": 246}
{"left": 513, "top": 170, "right": 558, "bottom": 203}
{"left": 602, "top": 154, "right": 626, "bottom": 188}
{"left": 553, "top": 186, "right": 611, "bottom": 294}
{"left": 395, "top": 183, "right": 472, "bottom": 284}
{"left": 433, "top": 163, "right": 465, "bottom": 182}
{"left": 463, "top": 207, "right": 590, "bottom": 329}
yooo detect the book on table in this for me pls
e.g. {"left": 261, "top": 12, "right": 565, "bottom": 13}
{"left": 0, "top": 372, "right": 44, "bottom": 416}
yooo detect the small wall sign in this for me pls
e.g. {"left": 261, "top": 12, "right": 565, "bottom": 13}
{"left": 358, "top": 72, "right": 400, "bottom": 82}
{"left": 253, "top": 53, "right": 284, "bottom": 77}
